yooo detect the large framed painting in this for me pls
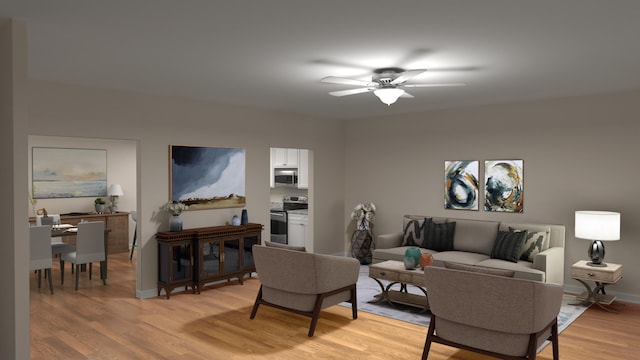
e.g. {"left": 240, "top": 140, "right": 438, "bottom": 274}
{"left": 32, "top": 147, "right": 107, "bottom": 199}
{"left": 484, "top": 160, "right": 524, "bottom": 213}
{"left": 444, "top": 160, "right": 479, "bottom": 211}
{"left": 170, "top": 145, "right": 246, "bottom": 210}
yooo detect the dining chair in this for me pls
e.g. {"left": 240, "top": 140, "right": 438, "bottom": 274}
{"left": 129, "top": 210, "right": 137, "bottom": 262}
{"left": 60, "top": 221, "right": 106, "bottom": 290}
{"left": 38, "top": 213, "right": 74, "bottom": 271}
{"left": 30, "top": 225, "right": 54, "bottom": 294}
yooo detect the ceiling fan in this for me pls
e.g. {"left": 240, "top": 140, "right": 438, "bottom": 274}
{"left": 320, "top": 67, "right": 465, "bottom": 106}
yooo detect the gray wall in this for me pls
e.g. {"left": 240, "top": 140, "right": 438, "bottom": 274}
{"left": 344, "top": 92, "right": 640, "bottom": 300}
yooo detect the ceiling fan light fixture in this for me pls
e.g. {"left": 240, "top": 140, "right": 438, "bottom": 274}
{"left": 374, "top": 88, "right": 405, "bottom": 106}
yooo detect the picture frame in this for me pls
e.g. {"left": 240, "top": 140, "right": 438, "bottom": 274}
{"left": 169, "top": 145, "right": 246, "bottom": 210}
{"left": 484, "top": 159, "right": 524, "bottom": 213}
{"left": 444, "top": 160, "right": 479, "bottom": 211}
{"left": 32, "top": 147, "right": 107, "bottom": 199}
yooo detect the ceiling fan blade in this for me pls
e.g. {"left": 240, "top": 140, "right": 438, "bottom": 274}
{"left": 390, "top": 69, "right": 427, "bottom": 84}
{"left": 400, "top": 91, "right": 414, "bottom": 98}
{"left": 321, "top": 76, "right": 375, "bottom": 87}
{"left": 328, "top": 88, "right": 374, "bottom": 97}
{"left": 403, "top": 83, "right": 466, "bottom": 88}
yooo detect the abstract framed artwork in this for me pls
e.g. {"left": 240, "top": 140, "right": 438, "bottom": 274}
{"left": 444, "top": 160, "right": 479, "bottom": 211}
{"left": 32, "top": 147, "right": 107, "bottom": 199}
{"left": 484, "top": 160, "right": 524, "bottom": 213}
{"left": 170, "top": 145, "right": 246, "bottom": 210}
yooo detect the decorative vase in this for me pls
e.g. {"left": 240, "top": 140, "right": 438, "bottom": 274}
{"left": 404, "top": 247, "right": 422, "bottom": 270}
{"left": 169, "top": 215, "right": 183, "bottom": 232}
{"left": 241, "top": 209, "right": 248, "bottom": 225}
{"left": 95, "top": 204, "right": 105, "bottom": 213}
{"left": 351, "top": 229, "right": 374, "bottom": 265}
{"left": 231, "top": 215, "right": 240, "bottom": 226}
{"left": 419, "top": 253, "right": 433, "bottom": 269}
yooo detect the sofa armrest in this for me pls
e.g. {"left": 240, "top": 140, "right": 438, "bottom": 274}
{"left": 533, "top": 246, "right": 565, "bottom": 284}
{"left": 376, "top": 232, "right": 403, "bottom": 249}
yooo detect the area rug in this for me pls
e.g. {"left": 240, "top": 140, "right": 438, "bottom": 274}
{"left": 340, "top": 265, "right": 588, "bottom": 334}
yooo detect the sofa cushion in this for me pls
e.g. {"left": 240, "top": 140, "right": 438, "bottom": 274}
{"left": 443, "top": 261, "right": 515, "bottom": 277}
{"left": 475, "top": 259, "right": 546, "bottom": 282}
{"left": 431, "top": 251, "right": 490, "bottom": 266}
{"left": 450, "top": 219, "right": 499, "bottom": 256}
{"left": 402, "top": 217, "right": 427, "bottom": 246}
{"left": 421, "top": 220, "right": 456, "bottom": 251}
{"left": 491, "top": 230, "right": 528, "bottom": 263}
{"left": 500, "top": 222, "right": 551, "bottom": 250}
{"left": 264, "top": 241, "right": 306, "bottom": 252}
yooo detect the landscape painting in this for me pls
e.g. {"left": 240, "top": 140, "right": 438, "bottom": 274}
{"left": 484, "top": 160, "right": 524, "bottom": 213}
{"left": 170, "top": 145, "right": 246, "bottom": 210}
{"left": 32, "top": 147, "right": 107, "bottom": 199}
{"left": 444, "top": 160, "right": 479, "bottom": 211}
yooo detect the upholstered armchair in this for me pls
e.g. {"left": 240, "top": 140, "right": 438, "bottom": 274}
{"left": 423, "top": 266, "right": 563, "bottom": 360}
{"left": 250, "top": 243, "right": 360, "bottom": 336}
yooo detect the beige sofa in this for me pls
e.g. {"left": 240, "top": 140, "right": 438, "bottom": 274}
{"left": 422, "top": 266, "right": 562, "bottom": 359}
{"left": 250, "top": 243, "right": 360, "bottom": 336}
{"left": 373, "top": 215, "right": 565, "bottom": 284}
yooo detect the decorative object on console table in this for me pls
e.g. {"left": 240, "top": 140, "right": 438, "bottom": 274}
{"left": 94, "top": 198, "right": 106, "bottom": 214}
{"left": 350, "top": 202, "right": 376, "bottom": 264}
{"left": 241, "top": 208, "right": 248, "bottom": 225}
{"left": 575, "top": 210, "right": 620, "bottom": 267}
{"left": 166, "top": 201, "right": 188, "bottom": 232}
{"left": 107, "top": 184, "right": 123, "bottom": 212}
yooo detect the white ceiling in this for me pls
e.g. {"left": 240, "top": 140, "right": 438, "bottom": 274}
{"left": 3, "top": 0, "right": 640, "bottom": 119}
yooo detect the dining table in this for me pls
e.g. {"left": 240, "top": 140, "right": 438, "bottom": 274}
{"left": 50, "top": 224, "right": 110, "bottom": 282}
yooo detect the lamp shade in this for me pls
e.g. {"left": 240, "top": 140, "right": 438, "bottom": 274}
{"left": 575, "top": 210, "right": 620, "bottom": 241}
{"left": 108, "top": 184, "right": 124, "bottom": 196}
{"left": 373, "top": 88, "right": 405, "bottom": 105}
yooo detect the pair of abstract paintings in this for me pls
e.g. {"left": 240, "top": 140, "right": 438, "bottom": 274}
{"left": 444, "top": 160, "right": 523, "bottom": 213}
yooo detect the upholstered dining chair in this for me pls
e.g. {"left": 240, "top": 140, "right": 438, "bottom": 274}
{"left": 60, "top": 221, "right": 106, "bottom": 290}
{"left": 422, "top": 265, "right": 563, "bottom": 360}
{"left": 30, "top": 225, "right": 54, "bottom": 294}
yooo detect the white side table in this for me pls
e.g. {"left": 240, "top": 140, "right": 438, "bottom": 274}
{"left": 570, "top": 260, "right": 622, "bottom": 313}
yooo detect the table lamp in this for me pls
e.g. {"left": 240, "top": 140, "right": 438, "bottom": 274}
{"left": 108, "top": 184, "right": 124, "bottom": 213}
{"left": 575, "top": 210, "right": 620, "bottom": 267}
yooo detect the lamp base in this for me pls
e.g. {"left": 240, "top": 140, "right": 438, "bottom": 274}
{"left": 587, "top": 240, "right": 607, "bottom": 267}
{"left": 586, "top": 261, "right": 608, "bottom": 267}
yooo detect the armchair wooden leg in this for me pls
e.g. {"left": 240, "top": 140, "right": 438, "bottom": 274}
{"left": 422, "top": 314, "right": 436, "bottom": 359}
{"left": 60, "top": 261, "right": 64, "bottom": 284}
{"left": 75, "top": 264, "right": 80, "bottom": 290}
{"left": 350, "top": 285, "right": 358, "bottom": 319}
{"left": 250, "top": 286, "right": 263, "bottom": 319}
{"left": 37, "top": 269, "right": 42, "bottom": 289}
{"left": 89, "top": 263, "right": 93, "bottom": 280}
{"left": 46, "top": 268, "right": 54, "bottom": 294}
{"left": 308, "top": 294, "right": 324, "bottom": 337}
{"left": 551, "top": 319, "right": 559, "bottom": 360}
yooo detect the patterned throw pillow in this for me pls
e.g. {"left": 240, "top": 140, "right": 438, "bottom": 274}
{"left": 421, "top": 220, "right": 456, "bottom": 251}
{"left": 491, "top": 230, "right": 528, "bottom": 263}
{"left": 514, "top": 228, "right": 548, "bottom": 262}
{"left": 402, "top": 218, "right": 427, "bottom": 246}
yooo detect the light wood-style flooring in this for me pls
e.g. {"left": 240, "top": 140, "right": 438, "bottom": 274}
{"left": 30, "top": 252, "right": 640, "bottom": 359}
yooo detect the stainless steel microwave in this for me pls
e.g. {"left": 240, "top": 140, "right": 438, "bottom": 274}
{"left": 274, "top": 168, "right": 298, "bottom": 187}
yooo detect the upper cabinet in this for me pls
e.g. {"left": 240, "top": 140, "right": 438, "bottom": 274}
{"left": 272, "top": 148, "right": 299, "bottom": 168}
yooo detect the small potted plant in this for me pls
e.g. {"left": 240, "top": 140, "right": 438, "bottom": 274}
{"left": 94, "top": 198, "right": 106, "bottom": 213}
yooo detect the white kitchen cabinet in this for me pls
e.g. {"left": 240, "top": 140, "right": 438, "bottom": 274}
{"left": 297, "top": 149, "right": 309, "bottom": 189}
{"left": 272, "top": 148, "right": 298, "bottom": 168}
{"left": 287, "top": 213, "right": 308, "bottom": 249}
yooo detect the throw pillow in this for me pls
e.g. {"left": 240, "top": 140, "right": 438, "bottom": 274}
{"left": 264, "top": 241, "right": 306, "bottom": 252}
{"left": 443, "top": 261, "right": 515, "bottom": 277}
{"left": 402, "top": 218, "right": 427, "bottom": 246}
{"left": 511, "top": 227, "right": 548, "bottom": 262}
{"left": 490, "top": 230, "right": 528, "bottom": 263}
{"left": 421, "top": 220, "right": 456, "bottom": 251}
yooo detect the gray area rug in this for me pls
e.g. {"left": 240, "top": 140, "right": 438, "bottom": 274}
{"left": 341, "top": 265, "right": 588, "bottom": 335}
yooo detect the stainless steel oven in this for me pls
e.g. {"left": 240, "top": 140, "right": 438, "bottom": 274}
{"left": 270, "top": 196, "right": 308, "bottom": 244}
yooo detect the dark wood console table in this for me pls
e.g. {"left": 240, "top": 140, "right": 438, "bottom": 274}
{"left": 156, "top": 223, "right": 263, "bottom": 299}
